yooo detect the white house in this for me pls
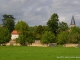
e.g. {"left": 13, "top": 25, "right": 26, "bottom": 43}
{"left": 6, "top": 30, "right": 20, "bottom": 46}
{"left": 11, "top": 30, "right": 19, "bottom": 40}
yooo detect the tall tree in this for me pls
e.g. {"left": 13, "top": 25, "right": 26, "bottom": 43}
{"left": 15, "top": 20, "right": 29, "bottom": 46}
{"left": 47, "top": 13, "right": 59, "bottom": 35}
{"left": 2, "top": 14, "right": 15, "bottom": 33}
{"left": 0, "top": 27, "right": 11, "bottom": 46}
{"left": 15, "top": 20, "right": 29, "bottom": 32}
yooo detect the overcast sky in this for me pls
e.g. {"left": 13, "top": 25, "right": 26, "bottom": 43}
{"left": 0, "top": 0, "right": 80, "bottom": 26}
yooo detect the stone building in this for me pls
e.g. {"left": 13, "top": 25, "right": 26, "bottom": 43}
{"left": 70, "top": 16, "right": 76, "bottom": 28}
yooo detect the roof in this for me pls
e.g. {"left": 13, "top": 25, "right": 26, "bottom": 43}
{"left": 70, "top": 16, "right": 76, "bottom": 25}
{"left": 11, "top": 30, "right": 18, "bottom": 34}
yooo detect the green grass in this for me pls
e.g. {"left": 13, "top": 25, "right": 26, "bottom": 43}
{"left": 0, "top": 46, "right": 80, "bottom": 60}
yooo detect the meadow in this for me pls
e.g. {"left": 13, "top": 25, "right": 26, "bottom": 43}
{"left": 0, "top": 46, "right": 80, "bottom": 60}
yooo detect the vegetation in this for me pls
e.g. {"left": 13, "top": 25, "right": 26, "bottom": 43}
{"left": 2, "top": 14, "right": 15, "bottom": 33}
{"left": 58, "top": 22, "right": 68, "bottom": 32}
{"left": 0, "top": 13, "right": 80, "bottom": 46}
{"left": 16, "top": 31, "right": 35, "bottom": 46}
{"left": 34, "top": 25, "right": 44, "bottom": 39}
{"left": 68, "top": 27, "right": 80, "bottom": 43}
{"left": 26, "top": 31, "right": 35, "bottom": 46}
{"left": 15, "top": 21, "right": 35, "bottom": 46}
{"left": 16, "top": 32, "right": 28, "bottom": 46}
{"left": 41, "top": 31, "right": 55, "bottom": 45}
{"left": 15, "top": 20, "right": 29, "bottom": 32}
{"left": 57, "top": 31, "right": 69, "bottom": 44}
{"left": 47, "top": 13, "right": 59, "bottom": 35}
{"left": 57, "top": 27, "right": 80, "bottom": 44}
{"left": 0, "top": 27, "right": 11, "bottom": 45}
{"left": 0, "top": 46, "right": 80, "bottom": 60}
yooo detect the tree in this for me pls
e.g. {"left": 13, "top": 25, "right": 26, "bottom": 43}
{"left": 16, "top": 32, "right": 28, "bottom": 46}
{"left": 58, "top": 22, "right": 68, "bottom": 32}
{"left": 68, "top": 33, "right": 80, "bottom": 43}
{"left": 57, "top": 31, "right": 69, "bottom": 44}
{"left": 26, "top": 32, "right": 35, "bottom": 46}
{"left": 41, "top": 31, "right": 55, "bottom": 45}
{"left": 15, "top": 20, "right": 29, "bottom": 32}
{"left": 68, "top": 27, "right": 80, "bottom": 43}
{"left": 57, "top": 27, "right": 80, "bottom": 44}
{"left": 47, "top": 13, "right": 59, "bottom": 35}
{"left": 15, "top": 20, "right": 35, "bottom": 46}
{"left": 0, "top": 27, "right": 11, "bottom": 46}
{"left": 2, "top": 14, "right": 15, "bottom": 33}
{"left": 70, "top": 27, "right": 80, "bottom": 34}
{"left": 34, "top": 25, "right": 44, "bottom": 39}
{"left": 16, "top": 31, "right": 35, "bottom": 46}
{"left": 15, "top": 20, "right": 29, "bottom": 46}
{"left": 43, "top": 26, "right": 50, "bottom": 32}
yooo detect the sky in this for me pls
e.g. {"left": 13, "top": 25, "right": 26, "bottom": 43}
{"left": 0, "top": 0, "right": 80, "bottom": 26}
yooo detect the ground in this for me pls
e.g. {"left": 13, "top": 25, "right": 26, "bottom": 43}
{"left": 0, "top": 46, "right": 80, "bottom": 60}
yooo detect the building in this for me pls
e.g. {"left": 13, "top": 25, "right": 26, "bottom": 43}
{"left": 70, "top": 16, "right": 76, "bottom": 28}
{"left": 6, "top": 30, "right": 20, "bottom": 46}
{"left": 11, "top": 30, "right": 19, "bottom": 40}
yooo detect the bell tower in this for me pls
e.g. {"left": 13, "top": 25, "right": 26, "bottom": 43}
{"left": 70, "top": 16, "right": 76, "bottom": 28}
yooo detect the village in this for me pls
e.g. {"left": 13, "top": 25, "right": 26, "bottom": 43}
{"left": 0, "top": 0, "right": 80, "bottom": 60}
{"left": 2, "top": 15, "right": 79, "bottom": 47}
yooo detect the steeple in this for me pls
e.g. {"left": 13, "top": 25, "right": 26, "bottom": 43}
{"left": 70, "top": 16, "right": 76, "bottom": 27}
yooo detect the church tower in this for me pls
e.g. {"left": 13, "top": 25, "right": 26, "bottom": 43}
{"left": 70, "top": 16, "right": 76, "bottom": 28}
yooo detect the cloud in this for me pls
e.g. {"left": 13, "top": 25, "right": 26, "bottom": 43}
{"left": 0, "top": 0, "right": 80, "bottom": 26}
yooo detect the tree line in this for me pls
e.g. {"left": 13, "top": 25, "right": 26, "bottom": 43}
{"left": 0, "top": 13, "right": 80, "bottom": 46}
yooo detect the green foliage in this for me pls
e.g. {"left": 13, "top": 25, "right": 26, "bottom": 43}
{"left": 15, "top": 21, "right": 35, "bottom": 46}
{"left": 2, "top": 14, "right": 15, "bottom": 32}
{"left": 26, "top": 32, "right": 35, "bottom": 45}
{"left": 6, "top": 18, "right": 14, "bottom": 33}
{"left": 29, "top": 26, "right": 35, "bottom": 32}
{"left": 70, "top": 26, "right": 80, "bottom": 33}
{"left": 57, "top": 31, "right": 69, "bottom": 44}
{"left": 0, "top": 27, "right": 11, "bottom": 45}
{"left": 68, "top": 27, "right": 80, "bottom": 43}
{"left": 41, "top": 31, "right": 55, "bottom": 44}
{"left": 34, "top": 25, "right": 44, "bottom": 39}
{"left": 15, "top": 20, "right": 29, "bottom": 32}
{"left": 58, "top": 22, "right": 68, "bottom": 32}
{"left": 68, "top": 33, "right": 80, "bottom": 43}
{"left": 16, "top": 31, "right": 35, "bottom": 46}
{"left": 47, "top": 13, "right": 59, "bottom": 35}
{"left": 36, "top": 25, "right": 44, "bottom": 34}
{"left": 17, "top": 31, "right": 28, "bottom": 46}
{"left": 57, "top": 27, "right": 80, "bottom": 44}
{"left": 43, "top": 26, "right": 50, "bottom": 31}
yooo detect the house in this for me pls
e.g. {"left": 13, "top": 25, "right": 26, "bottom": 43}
{"left": 11, "top": 30, "right": 19, "bottom": 40}
{"left": 6, "top": 30, "right": 20, "bottom": 46}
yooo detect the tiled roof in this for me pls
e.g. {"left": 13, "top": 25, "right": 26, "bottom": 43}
{"left": 11, "top": 30, "right": 18, "bottom": 34}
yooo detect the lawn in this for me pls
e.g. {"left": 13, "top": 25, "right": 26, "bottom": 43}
{"left": 0, "top": 46, "right": 80, "bottom": 60}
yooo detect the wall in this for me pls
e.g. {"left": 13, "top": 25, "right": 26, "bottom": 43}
{"left": 11, "top": 34, "right": 19, "bottom": 40}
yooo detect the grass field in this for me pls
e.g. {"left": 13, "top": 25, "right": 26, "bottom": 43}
{"left": 0, "top": 46, "right": 80, "bottom": 60}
